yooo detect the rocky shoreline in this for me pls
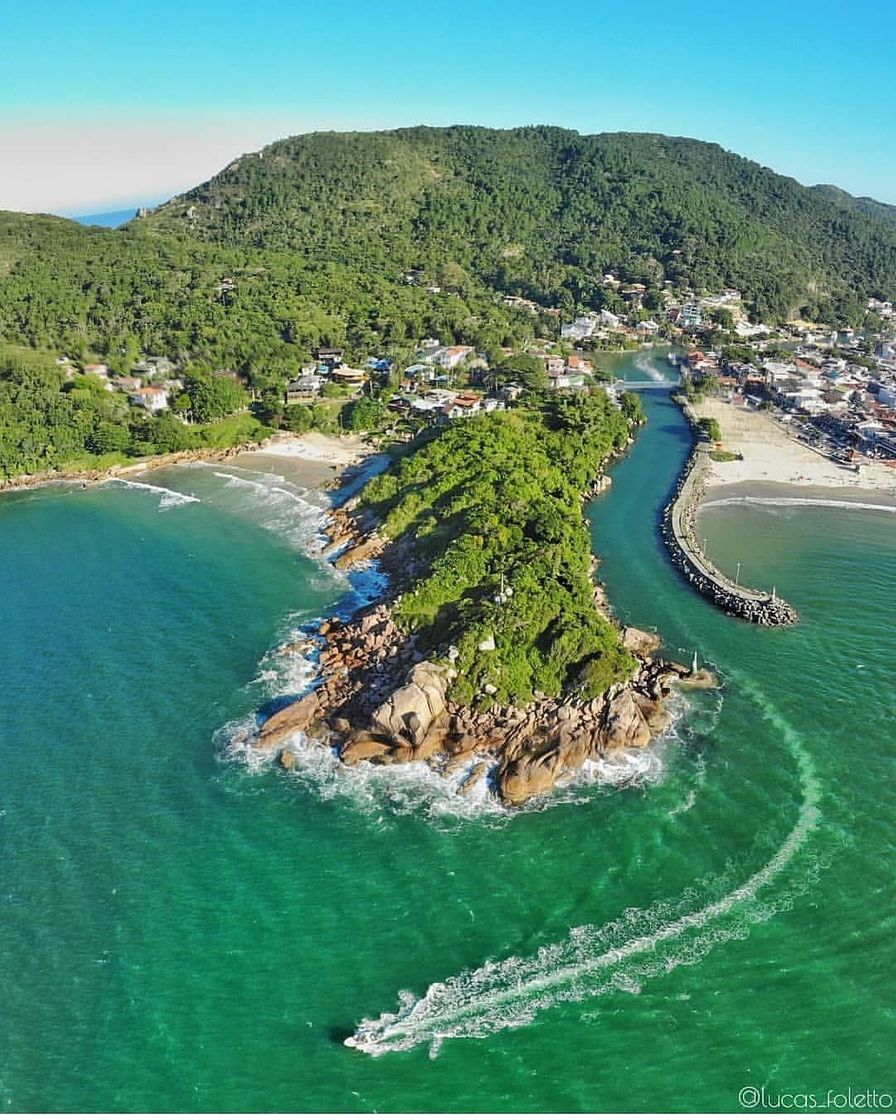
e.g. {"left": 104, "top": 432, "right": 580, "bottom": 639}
{"left": 248, "top": 479, "right": 716, "bottom": 807}
{"left": 0, "top": 439, "right": 270, "bottom": 495}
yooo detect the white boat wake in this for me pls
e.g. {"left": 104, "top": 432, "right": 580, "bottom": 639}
{"left": 632, "top": 350, "right": 668, "bottom": 383}
{"left": 345, "top": 680, "right": 821, "bottom": 1057}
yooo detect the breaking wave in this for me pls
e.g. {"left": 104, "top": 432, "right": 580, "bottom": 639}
{"left": 701, "top": 495, "right": 896, "bottom": 515}
{"left": 219, "top": 724, "right": 682, "bottom": 826}
{"left": 103, "top": 477, "right": 200, "bottom": 509}
{"left": 345, "top": 679, "right": 821, "bottom": 1055}
{"left": 209, "top": 469, "right": 330, "bottom": 551}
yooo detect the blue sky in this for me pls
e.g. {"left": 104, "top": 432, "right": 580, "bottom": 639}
{"left": 1, "top": 0, "right": 894, "bottom": 212}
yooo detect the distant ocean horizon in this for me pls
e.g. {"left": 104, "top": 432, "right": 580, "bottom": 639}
{"left": 71, "top": 206, "right": 143, "bottom": 228}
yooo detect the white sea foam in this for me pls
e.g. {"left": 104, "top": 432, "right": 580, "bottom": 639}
{"left": 345, "top": 680, "right": 821, "bottom": 1056}
{"left": 249, "top": 646, "right": 320, "bottom": 700}
{"left": 632, "top": 351, "right": 668, "bottom": 383}
{"left": 222, "top": 725, "right": 679, "bottom": 826}
{"left": 208, "top": 469, "right": 330, "bottom": 551}
{"left": 701, "top": 495, "right": 896, "bottom": 515}
{"left": 668, "top": 754, "right": 706, "bottom": 818}
{"left": 103, "top": 477, "right": 200, "bottom": 509}
{"left": 219, "top": 690, "right": 680, "bottom": 825}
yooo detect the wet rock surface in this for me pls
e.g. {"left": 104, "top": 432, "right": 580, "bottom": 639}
{"left": 251, "top": 475, "right": 718, "bottom": 806}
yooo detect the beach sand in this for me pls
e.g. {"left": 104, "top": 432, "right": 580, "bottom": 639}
{"left": 231, "top": 431, "right": 375, "bottom": 489}
{"left": 695, "top": 398, "right": 896, "bottom": 498}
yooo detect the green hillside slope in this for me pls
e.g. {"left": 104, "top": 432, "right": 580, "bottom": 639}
{"left": 138, "top": 126, "right": 896, "bottom": 321}
{"left": 1, "top": 126, "right": 895, "bottom": 372}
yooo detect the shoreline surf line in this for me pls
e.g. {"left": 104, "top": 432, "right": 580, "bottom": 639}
{"left": 700, "top": 494, "right": 896, "bottom": 514}
{"left": 102, "top": 477, "right": 201, "bottom": 508}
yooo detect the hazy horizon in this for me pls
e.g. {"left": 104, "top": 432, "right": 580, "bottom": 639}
{"left": 6, "top": 119, "right": 895, "bottom": 222}
{"left": 2, "top": 0, "right": 894, "bottom": 215}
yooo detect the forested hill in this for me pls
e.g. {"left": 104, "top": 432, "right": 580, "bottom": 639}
{"left": 2, "top": 126, "right": 896, "bottom": 373}
{"left": 810, "top": 183, "right": 896, "bottom": 227}
{"left": 135, "top": 125, "right": 896, "bottom": 322}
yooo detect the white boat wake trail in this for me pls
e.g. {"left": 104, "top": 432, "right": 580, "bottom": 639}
{"left": 346, "top": 679, "right": 821, "bottom": 1057}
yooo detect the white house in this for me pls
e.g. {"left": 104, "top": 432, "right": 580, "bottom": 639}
{"left": 548, "top": 372, "right": 587, "bottom": 391}
{"left": 561, "top": 315, "right": 600, "bottom": 341}
{"left": 784, "top": 387, "right": 823, "bottom": 412}
{"left": 129, "top": 386, "right": 169, "bottom": 412}
{"left": 435, "top": 345, "right": 474, "bottom": 370}
{"left": 679, "top": 303, "right": 703, "bottom": 328}
{"left": 286, "top": 376, "right": 324, "bottom": 402}
{"left": 875, "top": 383, "right": 896, "bottom": 407}
{"left": 444, "top": 394, "right": 482, "bottom": 419}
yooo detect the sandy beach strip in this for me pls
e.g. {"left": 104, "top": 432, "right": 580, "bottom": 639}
{"left": 230, "top": 431, "right": 376, "bottom": 489}
{"left": 693, "top": 397, "right": 896, "bottom": 498}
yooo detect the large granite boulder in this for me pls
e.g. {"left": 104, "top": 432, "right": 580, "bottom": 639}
{"left": 340, "top": 731, "right": 393, "bottom": 765}
{"left": 333, "top": 536, "right": 382, "bottom": 570}
{"left": 256, "top": 691, "right": 322, "bottom": 750}
{"left": 622, "top": 626, "right": 661, "bottom": 658}
{"left": 369, "top": 661, "right": 453, "bottom": 748}
{"left": 497, "top": 750, "right": 563, "bottom": 805}
{"left": 601, "top": 688, "right": 652, "bottom": 752}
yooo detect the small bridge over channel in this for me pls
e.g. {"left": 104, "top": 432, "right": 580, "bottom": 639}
{"left": 612, "top": 377, "right": 681, "bottom": 391}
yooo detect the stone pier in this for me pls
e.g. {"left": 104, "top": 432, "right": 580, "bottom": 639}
{"left": 662, "top": 404, "right": 798, "bottom": 626}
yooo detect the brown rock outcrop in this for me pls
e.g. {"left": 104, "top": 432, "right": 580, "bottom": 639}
{"left": 622, "top": 626, "right": 661, "bottom": 658}
{"left": 497, "top": 751, "right": 564, "bottom": 805}
{"left": 333, "top": 536, "right": 382, "bottom": 570}
{"left": 340, "top": 731, "right": 393, "bottom": 765}
{"left": 244, "top": 469, "right": 714, "bottom": 808}
{"left": 457, "top": 761, "right": 491, "bottom": 796}
{"left": 601, "top": 688, "right": 652, "bottom": 752}
{"left": 369, "top": 661, "right": 453, "bottom": 747}
{"left": 256, "top": 692, "right": 323, "bottom": 751}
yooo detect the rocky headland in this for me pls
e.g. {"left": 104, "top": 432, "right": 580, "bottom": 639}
{"left": 249, "top": 490, "right": 716, "bottom": 807}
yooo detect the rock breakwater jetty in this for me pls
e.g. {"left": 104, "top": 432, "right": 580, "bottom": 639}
{"left": 663, "top": 400, "right": 798, "bottom": 626}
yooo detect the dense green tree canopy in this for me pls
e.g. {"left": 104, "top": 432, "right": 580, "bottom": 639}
{"left": 361, "top": 390, "right": 638, "bottom": 704}
{"left": 493, "top": 353, "right": 547, "bottom": 392}
{"left": 1, "top": 126, "right": 894, "bottom": 388}
{"left": 183, "top": 371, "right": 247, "bottom": 422}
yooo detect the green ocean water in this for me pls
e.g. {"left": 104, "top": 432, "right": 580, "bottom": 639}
{"left": 1, "top": 352, "right": 893, "bottom": 1111}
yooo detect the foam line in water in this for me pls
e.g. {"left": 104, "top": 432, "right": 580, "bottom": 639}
{"left": 205, "top": 468, "right": 330, "bottom": 552}
{"left": 701, "top": 495, "right": 896, "bottom": 515}
{"left": 103, "top": 478, "right": 200, "bottom": 508}
{"left": 346, "top": 683, "right": 820, "bottom": 1056}
{"left": 632, "top": 351, "right": 668, "bottom": 383}
{"left": 212, "top": 469, "right": 317, "bottom": 505}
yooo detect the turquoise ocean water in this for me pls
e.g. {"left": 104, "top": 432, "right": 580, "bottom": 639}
{"left": 1, "top": 351, "right": 893, "bottom": 1111}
